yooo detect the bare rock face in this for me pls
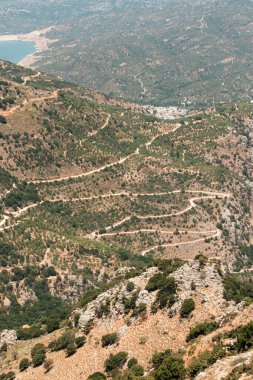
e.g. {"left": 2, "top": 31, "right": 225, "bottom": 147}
{"left": 2, "top": 297, "right": 11, "bottom": 308}
{"left": 72, "top": 262, "right": 240, "bottom": 339}
{"left": 0, "top": 283, "right": 37, "bottom": 308}
{"left": 74, "top": 267, "right": 157, "bottom": 332}
{"left": 48, "top": 275, "right": 89, "bottom": 303}
{"left": 15, "top": 283, "right": 37, "bottom": 306}
{"left": 136, "top": 290, "right": 153, "bottom": 306}
{"left": 195, "top": 350, "right": 253, "bottom": 380}
{"left": 0, "top": 330, "right": 17, "bottom": 347}
{"left": 171, "top": 261, "right": 235, "bottom": 318}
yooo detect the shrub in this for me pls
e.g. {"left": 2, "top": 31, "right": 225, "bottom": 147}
{"left": 155, "top": 353, "right": 186, "bottom": 380}
{"left": 66, "top": 343, "right": 77, "bottom": 357}
{"left": 145, "top": 273, "right": 169, "bottom": 292}
{"left": 233, "top": 320, "right": 253, "bottom": 353}
{"left": 0, "top": 372, "right": 15, "bottom": 380}
{"left": 48, "top": 330, "right": 75, "bottom": 351}
{"left": 0, "top": 342, "right": 8, "bottom": 352}
{"left": 74, "top": 313, "right": 80, "bottom": 327}
{"left": 104, "top": 352, "right": 128, "bottom": 372}
{"left": 128, "top": 358, "right": 138, "bottom": 368}
{"left": 155, "top": 258, "right": 184, "bottom": 274}
{"left": 75, "top": 336, "right": 86, "bottom": 348}
{"left": 88, "top": 372, "right": 106, "bottom": 380}
{"left": 31, "top": 343, "right": 46, "bottom": 367}
{"left": 46, "top": 318, "right": 60, "bottom": 333}
{"left": 4, "top": 182, "right": 40, "bottom": 209}
{"left": 188, "top": 345, "right": 225, "bottom": 378}
{"left": 195, "top": 254, "right": 208, "bottom": 268}
{"left": 156, "top": 292, "right": 176, "bottom": 310}
{"left": 186, "top": 321, "right": 219, "bottom": 342}
{"left": 0, "top": 115, "right": 7, "bottom": 124}
{"left": 17, "top": 326, "right": 42, "bottom": 340}
{"left": 223, "top": 274, "right": 253, "bottom": 304}
{"left": 132, "top": 364, "right": 144, "bottom": 376}
{"left": 151, "top": 276, "right": 177, "bottom": 310}
{"left": 19, "top": 358, "right": 30, "bottom": 372}
{"left": 180, "top": 298, "right": 195, "bottom": 318}
{"left": 126, "top": 281, "right": 135, "bottom": 292}
{"left": 132, "top": 303, "right": 147, "bottom": 318}
{"left": 152, "top": 350, "right": 172, "bottom": 369}
{"left": 124, "top": 291, "right": 139, "bottom": 314}
{"left": 102, "top": 333, "right": 118, "bottom": 347}
{"left": 43, "top": 358, "right": 54, "bottom": 373}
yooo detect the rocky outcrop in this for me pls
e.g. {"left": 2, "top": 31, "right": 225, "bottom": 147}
{"left": 0, "top": 282, "right": 37, "bottom": 308}
{"left": 0, "top": 330, "right": 17, "bottom": 347}
{"left": 196, "top": 350, "right": 253, "bottom": 380}
{"left": 74, "top": 267, "right": 157, "bottom": 332}
{"left": 48, "top": 275, "right": 90, "bottom": 303}
{"left": 15, "top": 283, "right": 37, "bottom": 306}
{"left": 73, "top": 262, "right": 237, "bottom": 335}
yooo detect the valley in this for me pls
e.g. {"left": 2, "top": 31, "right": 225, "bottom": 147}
{"left": 0, "top": 59, "right": 253, "bottom": 379}
{"left": 1, "top": 1, "right": 253, "bottom": 106}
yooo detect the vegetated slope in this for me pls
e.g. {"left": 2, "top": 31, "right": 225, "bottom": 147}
{"left": 0, "top": 60, "right": 253, "bottom": 379}
{"left": 1, "top": 0, "right": 253, "bottom": 106}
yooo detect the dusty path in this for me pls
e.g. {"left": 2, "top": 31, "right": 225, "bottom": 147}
{"left": 0, "top": 202, "right": 43, "bottom": 232}
{"left": 0, "top": 190, "right": 230, "bottom": 239}
{"left": 88, "top": 113, "right": 111, "bottom": 136}
{"left": 87, "top": 191, "right": 230, "bottom": 236}
{"left": 0, "top": 113, "right": 230, "bottom": 254}
{"left": 30, "top": 123, "right": 181, "bottom": 184}
{"left": 140, "top": 230, "right": 220, "bottom": 256}
{"left": 0, "top": 124, "right": 181, "bottom": 231}
{"left": 0, "top": 89, "right": 59, "bottom": 116}
{"left": 85, "top": 191, "right": 230, "bottom": 253}
{"left": 23, "top": 71, "right": 41, "bottom": 85}
{"left": 98, "top": 227, "right": 220, "bottom": 256}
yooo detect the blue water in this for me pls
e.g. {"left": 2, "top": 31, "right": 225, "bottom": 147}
{"left": 0, "top": 41, "right": 36, "bottom": 64}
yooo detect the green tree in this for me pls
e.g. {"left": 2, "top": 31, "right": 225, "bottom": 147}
{"left": 88, "top": 372, "right": 106, "bottom": 380}
{"left": 128, "top": 358, "right": 138, "bottom": 368}
{"left": 155, "top": 354, "right": 186, "bottom": 380}
{"left": 102, "top": 332, "right": 118, "bottom": 347}
{"left": 66, "top": 343, "right": 76, "bottom": 357}
{"left": 104, "top": 352, "right": 128, "bottom": 372}
{"left": 132, "top": 364, "right": 144, "bottom": 376}
{"left": 75, "top": 336, "right": 86, "bottom": 348}
{"left": 31, "top": 343, "right": 46, "bottom": 367}
{"left": 19, "top": 358, "right": 30, "bottom": 372}
{"left": 180, "top": 298, "right": 195, "bottom": 318}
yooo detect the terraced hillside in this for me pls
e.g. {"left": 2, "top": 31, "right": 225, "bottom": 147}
{"left": 1, "top": 60, "right": 253, "bottom": 379}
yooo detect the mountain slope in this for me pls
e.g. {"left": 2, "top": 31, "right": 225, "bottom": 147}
{"left": 0, "top": 60, "right": 253, "bottom": 379}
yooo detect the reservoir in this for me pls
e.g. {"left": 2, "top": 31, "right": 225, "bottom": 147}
{"left": 0, "top": 40, "right": 36, "bottom": 64}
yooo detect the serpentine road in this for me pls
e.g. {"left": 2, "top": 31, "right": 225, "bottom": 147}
{"left": 29, "top": 123, "right": 181, "bottom": 184}
{"left": 0, "top": 108, "right": 230, "bottom": 254}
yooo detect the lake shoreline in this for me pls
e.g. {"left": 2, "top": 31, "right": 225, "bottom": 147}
{"left": 0, "top": 26, "right": 56, "bottom": 68}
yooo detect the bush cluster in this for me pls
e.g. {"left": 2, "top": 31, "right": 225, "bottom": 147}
{"left": 186, "top": 320, "right": 219, "bottom": 342}
{"left": 31, "top": 343, "right": 46, "bottom": 367}
{"left": 180, "top": 298, "right": 195, "bottom": 318}
{"left": 104, "top": 351, "right": 128, "bottom": 372}
{"left": 102, "top": 333, "right": 118, "bottom": 347}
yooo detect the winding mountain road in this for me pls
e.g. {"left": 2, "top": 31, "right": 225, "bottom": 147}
{"left": 88, "top": 113, "right": 111, "bottom": 136}
{"left": 30, "top": 123, "right": 181, "bottom": 184}
{"left": 87, "top": 190, "right": 231, "bottom": 249}
{"left": 86, "top": 191, "right": 229, "bottom": 234}
{"left": 0, "top": 108, "right": 230, "bottom": 254}
{"left": 0, "top": 90, "right": 59, "bottom": 117}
